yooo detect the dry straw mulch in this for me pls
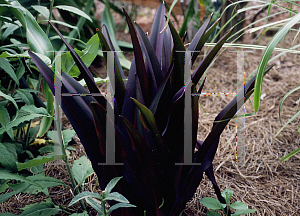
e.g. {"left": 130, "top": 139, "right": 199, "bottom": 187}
{"left": 1, "top": 2, "right": 300, "bottom": 215}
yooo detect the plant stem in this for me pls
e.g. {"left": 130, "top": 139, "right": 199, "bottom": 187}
{"left": 54, "top": 100, "right": 86, "bottom": 211}
{"left": 24, "top": 120, "right": 31, "bottom": 148}
{"left": 46, "top": 0, "right": 55, "bottom": 36}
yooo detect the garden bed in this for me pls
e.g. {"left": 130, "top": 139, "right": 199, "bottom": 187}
{"left": 1, "top": 1, "right": 300, "bottom": 215}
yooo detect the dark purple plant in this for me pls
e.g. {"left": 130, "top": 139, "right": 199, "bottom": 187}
{"left": 29, "top": 3, "right": 273, "bottom": 215}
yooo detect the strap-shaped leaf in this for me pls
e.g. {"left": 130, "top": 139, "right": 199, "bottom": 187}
{"left": 96, "top": 27, "right": 125, "bottom": 113}
{"left": 29, "top": 51, "right": 111, "bottom": 189}
{"left": 121, "top": 58, "right": 137, "bottom": 125}
{"left": 150, "top": 2, "right": 165, "bottom": 62}
{"left": 192, "top": 28, "right": 233, "bottom": 85}
{"left": 178, "top": 0, "right": 195, "bottom": 37}
{"left": 135, "top": 22, "right": 163, "bottom": 89}
{"left": 187, "top": 13, "right": 212, "bottom": 65}
{"left": 162, "top": 26, "right": 173, "bottom": 75}
{"left": 48, "top": 21, "right": 107, "bottom": 108}
{"left": 131, "top": 98, "right": 167, "bottom": 160}
{"left": 205, "top": 164, "right": 229, "bottom": 214}
{"left": 149, "top": 61, "right": 174, "bottom": 114}
{"left": 168, "top": 18, "right": 185, "bottom": 92}
{"left": 172, "top": 65, "right": 274, "bottom": 214}
{"left": 123, "top": 8, "right": 151, "bottom": 106}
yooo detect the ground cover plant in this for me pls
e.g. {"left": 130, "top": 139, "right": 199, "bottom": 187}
{"left": 28, "top": 2, "right": 274, "bottom": 215}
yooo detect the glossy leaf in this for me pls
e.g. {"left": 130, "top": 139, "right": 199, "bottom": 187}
{"left": 168, "top": 18, "right": 185, "bottom": 92}
{"left": 135, "top": 22, "right": 162, "bottom": 89}
{"left": 72, "top": 156, "right": 94, "bottom": 186}
{"left": 55, "top": 5, "right": 92, "bottom": 22}
{"left": 69, "top": 191, "right": 100, "bottom": 206}
{"left": 37, "top": 82, "right": 54, "bottom": 137}
{"left": 31, "top": 5, "right": 49, "bottom": 19}
{"left": 0, "top": 142, "right": 18, "bottom": 172}
{"left": 16, "top": 154, "right": 64, "bottom": 171}
{"left": 101, "top": 0, "right": 131, "bottom": 70}
{"left": 192, "top": 28, "right": 233, "bottom": 85}
{"left": 61, "top": 34, "right": 99, "bottom": 77}
{"left": 0, "top": 58, "right": 19, "bottom": 85}
{"left": 200, "top": 197, "right": 223, "bottom": 210}
{"left": 48, "top": 22, "right": 107, "bottom": 108}
{"left": 8, "top": 1, "right": 54, "bottom": 61}
{"left": 149, "top": 2, "right": 165, "bottom": 64}
{"left": 97, "top": 26, "right": 125, "bottom": 113}
{"left": 107, "top": 203, "right": 136, "bottom": 214}
{"left": 254, "top": 12, "right": 300, "bottom": 113}
{"left": 123, "top": 8, "right": 151, "bottom": 106}
{"left": 187, "top": 13, "right": 212, "bottom": 65}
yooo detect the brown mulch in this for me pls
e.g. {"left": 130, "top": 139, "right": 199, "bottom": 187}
{"left": 1, "top": 1, "right": 300, "bottom": 215}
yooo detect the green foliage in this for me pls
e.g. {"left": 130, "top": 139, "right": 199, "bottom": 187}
{"left": 72, "top": 156, "right": 94, "bottom": 189}
{"left": 200, "top": 188, "right": 257, "bottom": 216}
{"left": 62, "top": 34, "right": 99, "bottom": 77}
{"left": 30, "top": 1, "right": 274, "bottom": 214}
{"left": 0, "top": 198, "right": 62, "bottom": 215}
{"left": 69, "top": 176, "right": 136, "bottom": 215}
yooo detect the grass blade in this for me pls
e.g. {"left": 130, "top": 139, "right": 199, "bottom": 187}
{"left": 254, "top": 12, "right": 300, "bottom": 113}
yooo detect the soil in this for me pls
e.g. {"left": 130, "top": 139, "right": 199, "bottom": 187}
{"left": 1, "top": 1, "right": 300, "bottom": 215}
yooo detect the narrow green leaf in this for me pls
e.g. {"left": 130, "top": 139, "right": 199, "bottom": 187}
{"left": 178, "top": 0, "right": 195, "bottom": 37}
{"left": 161, "top": 0, "right": 179, "bottom": 33}
{"left": 37, "top": 82, "right": 54, "bottom": 137}
{"left": 0, "top": 58, "right": 19, "bottom": 85}
{"left": 49, "top": 20, "right": 80, "bottom": 38}
{"left": 200, "top": 197, "right": 224, "bottom": 210}
{"left": 0, "top": 91, "right": 18, "bottom": 120}
{"left": 280, "top": 147, "right": 300, "bottom": 161}
{"left": 85, "top": 197, "right": 105, "bottom": 214}
{"left": 104, "top": 192, "right": 129, "bottom": 203}
{"left": 0, "top": 168, "right": 41, "bottom": 187}
{"left": 107, "top": 203, "right": 136, "bottom": 214}
{"left": 31, "top": 5, "right": 50, "bottom": 19}
{"left": 254, "top": 12, "right": 300, "bottom": 113}
{"left": 9, "top": 1, "right": 54, "bottom": 61}
{"left": 131, "top": 98, "right": 165, "bottom": 152}
{"left": 0, "top": 183, "right": 30, "bottom": 203}
{"left": 278, "top": 85, "right": 300, "bottom": 126}
{"left": 19, "top": 198, "right": 61, "bottom": 216}
{"left": 0, "top": 106, "right": 10, "bottom": 127}
{"left": 69, "top": 191, "right": 100, "bottom": 206}
{"left": 105, "top": 176, "right": 122, "bottom": 195}
{"left": 55, "top": 6, "right": 92, "bottom": 22}
{"left": 16, "top": 154, "right": 64, "bottom": 171}
{"left": 0, "top": 51, "right": 51, "bottom": 65}
{"left": 16, "top": 89, "right": 34, "bottom": 105}
{"left": 275, "top": 109, "right": 300, "bottom": 137}
{"left": 0, "top": 106, "right": 50, "bottom": 135}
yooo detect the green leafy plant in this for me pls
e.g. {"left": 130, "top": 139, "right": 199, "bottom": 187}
{"left": 200, "top": 188, "right": 257, "bottom": 216}
{"left": 29, "top": 2, "right": 273, "bottom": 215}
{"left": 69, "top": 176, "right": 136, "bottom": 215}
